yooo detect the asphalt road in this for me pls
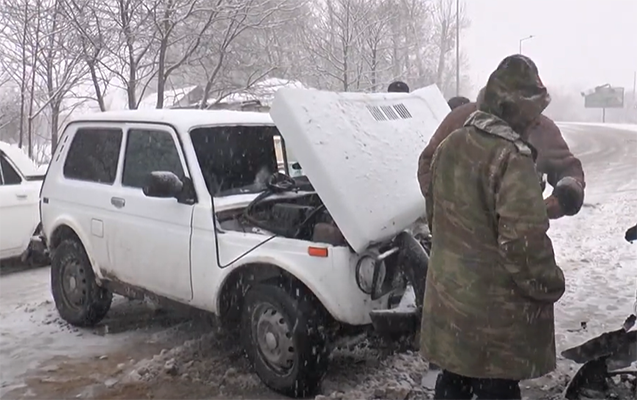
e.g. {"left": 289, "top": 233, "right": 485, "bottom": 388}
{"left": 557, "top": 123, "right": 637, "bottom": 197}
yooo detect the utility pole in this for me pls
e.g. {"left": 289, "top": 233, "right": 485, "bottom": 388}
{"left": 633, "top": 71, "right": 637, "bottom": 107}
{"left": 455, "top": 0, "right": 460, "bottom": 96}
{"left": 519, "top": 35, "right": 534, "bottom": 54}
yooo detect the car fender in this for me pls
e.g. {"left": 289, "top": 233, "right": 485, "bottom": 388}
{"left": 215, "top": 251, "right": 346, "bottom": 319}
{"left": 211, "top": 244, "right": 380, "bottom": 325}
{"left": 45, "top": 215, "right": 104, "bottom": 279}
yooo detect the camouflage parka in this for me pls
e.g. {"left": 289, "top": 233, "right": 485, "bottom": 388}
{"left": 420, "top": 55, "right": 566, "bottom": 380}
{"left": 417, "top": 94, "right": 585, "bottom": 218}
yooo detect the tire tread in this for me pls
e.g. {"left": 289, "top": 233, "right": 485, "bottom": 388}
{"left": 241, "top": 282, "right": 329, "bottom": 398}
{"left": 51, "top": 239, "right": 112, "bottom": 327}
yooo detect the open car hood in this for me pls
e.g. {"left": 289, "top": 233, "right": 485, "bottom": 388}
{"left": 270, "top": 85, "right": 450, "bottom": 253}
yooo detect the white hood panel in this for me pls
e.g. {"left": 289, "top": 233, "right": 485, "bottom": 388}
{"left": 270, "top": 85, "right": 450, "bottom": 253}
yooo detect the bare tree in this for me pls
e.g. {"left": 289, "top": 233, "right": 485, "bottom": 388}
{"left": 246, "top": 0, "right": 312, "bottom": 83}
{"left": 1, "top": 0, "right": 475, "bottom": 139}
{"left": 37, "top": 0, "right": 85, "bottom": 150}
{"left": 61, "top": 0, "right": 113, "bottom": 111}
{"left": 97, "top": 0, "right": 157, "bottom": 109}
{"left": 151, "top": 0, "right": 223, "bottom": 108}
{"left": 0, "top": 0, "right": 32, "bottom": 148}
{"left": 190, "top": 0, "right": 296, "bottom": 107}
{"left": 0, "top": 84, "right": 21, "bottom": 141}
{"left": 305, "top": 0, "right": 372, "bottom": 91}
{"left": 360, "top": 0, "right": 396, "bottom": 91}
{"left": 0, "top": 0, "right": 47, "bottom": 154}
{"left": 431, "top": 0, "right": 469, "bottom": 92}
{"left": 390, "top": 0, "right": 437, "bottom": 86}
{"left": 25, "top": 0, "right": 42, "bottom": 157}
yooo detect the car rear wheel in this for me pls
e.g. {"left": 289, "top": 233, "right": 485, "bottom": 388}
{"left": 51, "top": 239, "right": 112, "bottom": 327}
{"left": 241, "top": 283, "right": 329, "bottom": 398}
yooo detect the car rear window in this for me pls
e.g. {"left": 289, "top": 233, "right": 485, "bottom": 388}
{"left": 63, "top": 128, "right": 123, "bottom": 184}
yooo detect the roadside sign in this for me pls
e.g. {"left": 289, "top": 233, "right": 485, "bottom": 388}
{"left": 584, "top": 85, "right": 624, "bottom": 108}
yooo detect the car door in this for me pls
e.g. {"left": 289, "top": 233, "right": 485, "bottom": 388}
{"left": 0, "top": 154, "right": 35, "bottom": 258}
{"left": 55, "top": 126, "right": 124, "bottom": 275}
{"left": 108, "top": 125, "right": 194, "bottom": 302}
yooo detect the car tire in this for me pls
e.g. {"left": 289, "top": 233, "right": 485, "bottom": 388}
{"left": 241, "top": 283, "right": 329, "bottom": 398}
{"left": 51, "top": 239, "right": 112, "bottom": 327}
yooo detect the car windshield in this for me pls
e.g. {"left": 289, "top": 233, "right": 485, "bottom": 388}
{"left": 190, "top": 125, "right": 302, "bottom": 197}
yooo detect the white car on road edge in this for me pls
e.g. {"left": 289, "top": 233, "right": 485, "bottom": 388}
{"left": 39, "top": 86, "right": 450, "bottom": 397}
{"left": 0, "top": 141, "right": 48, "bottom": 265}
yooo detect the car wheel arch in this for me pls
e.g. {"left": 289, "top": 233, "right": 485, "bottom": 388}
{"left": 48, "top": 223, "right": 100, "bottom": 278}
{"left": 50, "top": 224, "right": 81, "bottom": 251}
{"left": 217, "top": 262, "right": 332, "bottom": 329}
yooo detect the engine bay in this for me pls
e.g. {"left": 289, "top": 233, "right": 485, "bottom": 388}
{"left": 216, "top": 174, "right": 347, "bottom": 246}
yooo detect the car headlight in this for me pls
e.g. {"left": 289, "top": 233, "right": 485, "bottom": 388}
{"left": 355, "top": 254, "right": 386, "bottom": 295}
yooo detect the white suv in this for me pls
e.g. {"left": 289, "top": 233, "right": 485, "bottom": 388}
{"left": 40, "top": 87, "right": 449, "bottom": 396}
{"left": 0, "top": 141, "right": 47, "bottom": 264}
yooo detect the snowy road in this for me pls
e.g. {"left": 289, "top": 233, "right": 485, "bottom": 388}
{"left": 0, "top": 123, "right": 635, "bottom": 399}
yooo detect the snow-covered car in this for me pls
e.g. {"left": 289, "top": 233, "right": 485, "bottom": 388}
{"left": 39, "top": 86, "right": 450, "bottom": 397}
{"left": 0, "top": 141, "right": 48, "bottom": 265}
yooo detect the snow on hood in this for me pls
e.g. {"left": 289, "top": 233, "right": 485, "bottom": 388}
{"left": 270, "top": 85, "right": 449, "bottom": 253}
{"left": 0, "top": 141, "right": 40, "bottom": 177}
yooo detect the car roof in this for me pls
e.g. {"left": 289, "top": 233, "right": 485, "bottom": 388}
{"left": 67, "top": 109, "right": 275, "bottom": 132}
{"left": 0, "top": 141, "right": 39, "bottom": 177}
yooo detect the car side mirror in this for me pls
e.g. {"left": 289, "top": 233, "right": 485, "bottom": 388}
{"left": 291, "top": 162, "right": 302, "bottom": 170}
{"left": 143, "top": 171, "right": 184, "bottom": 199}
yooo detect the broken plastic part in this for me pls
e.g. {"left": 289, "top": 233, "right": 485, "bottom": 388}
{"left": 563, "top": 358, "right": 609, "bottom": 400}
{"left": 561, "top": 316, "right": 637, "bottom": 364}
{"left": 563, "top": 318, "right": 637, "bottom": 400}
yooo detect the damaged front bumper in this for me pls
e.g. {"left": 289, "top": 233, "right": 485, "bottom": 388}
{"left": 367, "top": 231, "right": 430, "bottom": 338}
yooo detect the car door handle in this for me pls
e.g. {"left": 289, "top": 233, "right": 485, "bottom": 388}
{"left": 16, "top": 194, "right": 28, "bottom": 200}
{"left": 110, "top": 197, "right": 125, "bottom": 208}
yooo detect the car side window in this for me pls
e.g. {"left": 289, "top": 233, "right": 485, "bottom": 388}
{"left": 63, "top": 128, "right": 123, "bottom": 184}
{"left": 122, "top": 129, "right": 184, "bottom": 189}
{"left": 0, "top": 155, "right": 22, "bottom": 185}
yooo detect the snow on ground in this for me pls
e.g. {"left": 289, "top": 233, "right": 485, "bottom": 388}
{"left": 0, "top": 123, "right": 636, "bottom": 399}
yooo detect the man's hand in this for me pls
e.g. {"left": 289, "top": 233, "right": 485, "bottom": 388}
{"left": 545, "top": 195, "right": 564, "bottom": 219}
{"left": 553, "top": 177, "right": 585, "bottom": 216}
{"left": 544, "top": 177, "right": 584, "bottom": 219}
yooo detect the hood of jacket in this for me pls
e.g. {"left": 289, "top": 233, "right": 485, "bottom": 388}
{"left": 477, "top": 54, "right": 551, "bottom": 135}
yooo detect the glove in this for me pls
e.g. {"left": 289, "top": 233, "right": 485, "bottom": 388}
{"left": 626, "top": 224, "right": 637, "bottom": 243}
{"left": 544, "top": 195, "right": 564, "bottom": 219}
{"left": 552, "top": 177, "right": 584, "bottom": 216}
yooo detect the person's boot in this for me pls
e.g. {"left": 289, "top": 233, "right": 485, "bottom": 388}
{"left": 471, "top": 377, "right": 522, "bottom": 400}
{"left": 433, "top": 370, "right": 473, "bottom": 400}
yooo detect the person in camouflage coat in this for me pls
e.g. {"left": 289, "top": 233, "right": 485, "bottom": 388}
{"left": 418, "top": 85, "right": 585, "bottom": 221}
{"left": 420, "top": 54, "right": 566, "bottom": 400}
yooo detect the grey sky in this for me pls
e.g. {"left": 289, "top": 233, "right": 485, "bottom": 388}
{"left": 463, "top": 0, "right": 637, "bottom": 98}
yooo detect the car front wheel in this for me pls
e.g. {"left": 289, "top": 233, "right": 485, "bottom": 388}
{"left": 241, "top": 283, "right": 329, "bottom": 398}
{"left": 51, "top": 239, "right": 112, "bottom": 327}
